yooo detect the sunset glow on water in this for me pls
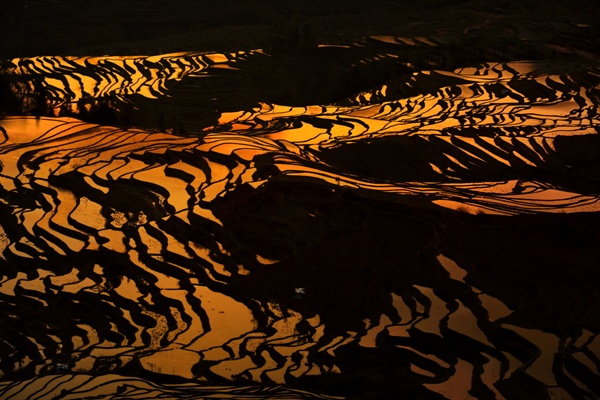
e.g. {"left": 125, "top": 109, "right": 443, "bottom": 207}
{"left": 1, "top": 2, "right": 599, "bottom": 398}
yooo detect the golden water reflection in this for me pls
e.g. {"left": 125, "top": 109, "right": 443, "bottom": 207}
{"left": 1, "top": 48, "right": 599, "bottom": 398}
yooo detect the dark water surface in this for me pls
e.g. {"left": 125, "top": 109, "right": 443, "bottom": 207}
{"left": 1, "top": 2, "right": 599, "bottom": 399}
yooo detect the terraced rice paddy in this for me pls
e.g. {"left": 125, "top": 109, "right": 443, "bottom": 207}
{"left": 1, "top": 1, "right": 599, "bottom": 399}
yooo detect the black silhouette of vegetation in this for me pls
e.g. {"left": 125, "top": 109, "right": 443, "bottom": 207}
{"left": 0, "top": 75, "right": 49, "bottom": 118}
{"left": 76, "top": 95, "right": 118, "bottom": 125}
{"left": 0, "top": 74, "right": 19, "bottom": 118}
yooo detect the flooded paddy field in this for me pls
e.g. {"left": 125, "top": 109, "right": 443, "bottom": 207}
{"left": 1, "top": 1, "right": 599, "bottom": 399}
